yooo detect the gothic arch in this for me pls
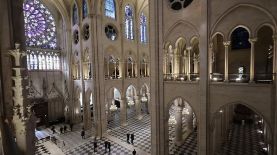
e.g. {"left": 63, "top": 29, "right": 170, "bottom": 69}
{"left": 254, "top": 23, "right": 275, "bottom": 37}
{"left": 211, "top": 3, "right": 277, "bottom": 37}
{"left": 228, "top": 25, "right": 251, "bottom": 40}
{"left": 166, "top": 97, "right": 198, "bottom": 120}
{"left": 164, "top": 20, "right": 199, "bottom": 46}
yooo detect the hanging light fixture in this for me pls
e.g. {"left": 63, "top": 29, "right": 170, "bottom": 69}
{"left": 182, "top": 108, "right": 189, "bottom": 115}
{"left": 168, "top": 115, "right": 177, "bottom": 125}
{"left": 141, "top": 96, "right": 148, "bottom": 102}
{"left": 128, "top": 99, "right": 135, "bottom": 106}
{"left": 110, "top": 104, "right": 117, "bottom": 112}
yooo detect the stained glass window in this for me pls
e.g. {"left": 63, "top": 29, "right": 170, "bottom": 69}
{"left": 105, "top": 0, "right": 116, "bottom": 19}
{"left": 38, "top": 53, "right": 46, "bottom": 70}
{"left": 82, "top": 0, "right": 88, "bottom": 19}
{"left": 125, "top": 5, "right": 134, "bottom": 40}
{"left": 32, "top": 53, "right": 38, "bottom": 70}
{"left": 73, "top": 3, "right": 78, "bottom": 25}
{"left": 23, "top": 0, "right": 57, "bottom": 49}
{"left": 140, "top": 13, "right": 147, "bottom": 43}
{"left": 23, "top": 0, "right": 61, "bottom": 71}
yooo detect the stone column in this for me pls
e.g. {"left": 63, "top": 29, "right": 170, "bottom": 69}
{"left": 107, "top": 61, "right": 110, "bottom": 78}
{"left": 114, "top": 63, "right": 117, "bottom": 78}
{"left": 120, "top": 99, "right": 127, "bottom": 126}
{"left": 186, "top": 105, "right": 193, "bottom": 132}
{"left": 163, "top": 55, "right": 166, "bottom": 75}
{"left": 209, "top": 43, "right": 214, "bottom": 78}
{"left": 131, "top": 62, "right": 134, "bottom": 77}
{"left": 249, "top": 38, "right": 257, "bottom": 82}
{"left": 187, "top": 47, "right": 192, "bottom": 81}
{"left": 9, "top": 44, "right": 35, "bottom": 155}
{"left": 272, "top": 35, "right": 277, "bottom": 80}
{"left": 174, "top": 106, "right": 183, "bottom": 145}
{"left": 144, "top": 63, "right": 147, "bottom": 76}
{"left": 223, "top": 41, "right": 231, "bottom": 82}
{"left": 193, "top": 53, "right": 199, "bottom": 74}
{"left": 146, "top": 93, "right": 151, "bottom": 114}
{"left": 274, "top": 34, "right": 277, "bottom": 155}
{"left": 134, "top": 96, "right": 142, "bottom": 120}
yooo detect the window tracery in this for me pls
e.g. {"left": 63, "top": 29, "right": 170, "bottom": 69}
{"left": 23, "top": 0, "right": 57, "bottom": 49}
{"left": 140, "top": 13, "right": 147, "bottom": 43}
{"left": 105, "top": 0, "right": 116, "bottom": 19}
{"left": 82, "top": 0, "right": 88, "bottom": 19}
{"left": 125, "top": 5, "right": 134, "bottom": 40}
{"left": 23, "top": 0, "right": 60, "bottom": 71}
{"left": 73, "top": 3, "right": 78, "bottom": 25}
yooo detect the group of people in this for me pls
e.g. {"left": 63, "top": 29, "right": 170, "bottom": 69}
{"left": 50, "top": 124, "right": 74, "bottom": 135}
{"left": 92, "top": 138, "right": 111, "bottom": 153}
{"left": 127, "top": 133, "right": 135, "bottom": 144}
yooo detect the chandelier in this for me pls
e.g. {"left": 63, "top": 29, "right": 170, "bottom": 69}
{"left": 128, "top": 100, "right": 135, "bottom": 106}
{"left": 182, "top": 108, "right": 189, "bottom": 115}
{"left": 110, "top": 101, "right": 117, "bottom": 112}
{"left": 168, "top": 116, "right": 177, "bottom": 125}
{"left": 141, "top": 96, "right": 148, "bottom": 102}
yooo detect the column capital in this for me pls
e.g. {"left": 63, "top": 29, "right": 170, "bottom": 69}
{"left": 248, "top": 38, "right": 258, "bottom": 43}
{"left": 223, "top": 41, "right": 231, "bottom": 46}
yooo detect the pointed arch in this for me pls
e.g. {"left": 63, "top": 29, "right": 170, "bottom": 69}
{"left": 124, "top": 4, "right": 134, "bottom": 40}
{"left": 104, "top": 0, "right": 116, "bottom": 19}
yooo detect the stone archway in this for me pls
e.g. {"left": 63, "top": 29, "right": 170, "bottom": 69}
{"left": 167, "top": 97, "right": 198, "bottom": 155}
{"left": 210, "top": 103, "right": 272, "bottom": 155}
{"left": 105, "top": 87, "right": 122, "bottom": 130}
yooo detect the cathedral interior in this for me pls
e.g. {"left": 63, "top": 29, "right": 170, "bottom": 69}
{"left": 0, "top": 0, "right": 277, "bottom": 155}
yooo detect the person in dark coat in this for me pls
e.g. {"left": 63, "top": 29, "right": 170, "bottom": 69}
{"left": 108, "top": 142, "right": 111, "bottom": 152}
{"left": 127, "top": 133, "right": 130, "bottom": 143}
{"left": 104, "top": 141, "right": 108, "bottom": 152}
{"left": 81, "top": 130, "right": 85, "bottom": 139}
{"left": 132, "top": 149, "right": 136, "bottom": 155}
{"left": 70, "top": 123, "right": 73, "bottom": 131}
{"left": 130, "top": 134, "right": 134, "bottom": 144}
{"left": 64, "top": 125, "right": 67, "bottom": 133}
{"left": 51, "top": 126, "right": 55, "bottom": 134}
{"left": 60, "top": 127, "right": 63, "bottom": 134}
{"left": 93, "top": 139, "right": 97, "bottom": 152}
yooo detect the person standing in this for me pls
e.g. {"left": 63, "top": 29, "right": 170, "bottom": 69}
{"left": 104, "top": 141, "right": 108, "bottom": 152}
{"left": 70, "top": 123, "right": 73, "bottom": 131}
{"left": 94, "top": 139, "right": 97, "bottom": 152}
{"left": 60, "top": 127, "right": 63, "bottom": 134}
{"left": 108, "top": 142, "right": 111, "bottom": 152}
{"left": 132, "top": 149, "right": 136, "bottom": 155}
{"left": 51, "top": 126, "right": 55, "bottom": 134}
{"left": 127, "top": 133, "right": 130, "bottom": 143}
{"left": 81, "top": 130, "right": 85, "bottom": 139}
{"left": 130, "top": 134, "right": 134, "bottom": 144}
{"left": 64, "top": 125, "right": 67, "bottom": 133}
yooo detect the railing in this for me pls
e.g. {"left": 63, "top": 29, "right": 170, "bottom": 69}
{"left": 126, "top": 75, "right": 138, "bottom": 79}
{"left": 228, "top": 74, "right": 250, "bottom": 83}
{"left": 210, "top": 73, "right": 224, "bottom": 82}
{"left": 140, "top": 74, "right": 150, "bottom": 78}
{"left": 164, "top": 73, "right": 200, "bottom": 81}
{"left": 105, "top": 75, "right": 122, "bottom": 80}
{"left": 210, "top": 73, "right": 274, "bottom": 84}
{"left": 254, "top": 74, "right": 274, "bottom": 84}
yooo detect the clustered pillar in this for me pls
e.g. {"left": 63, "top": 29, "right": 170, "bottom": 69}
{"left": 9, "top": 43, "right": 35, "bottom": 155}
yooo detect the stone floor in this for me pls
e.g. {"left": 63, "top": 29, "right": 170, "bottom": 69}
{"left": 35, "top": 107, "right": 198, "bottom": 155}
{"left": 217, "top": 123, "right": 269, "bottom": 155}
